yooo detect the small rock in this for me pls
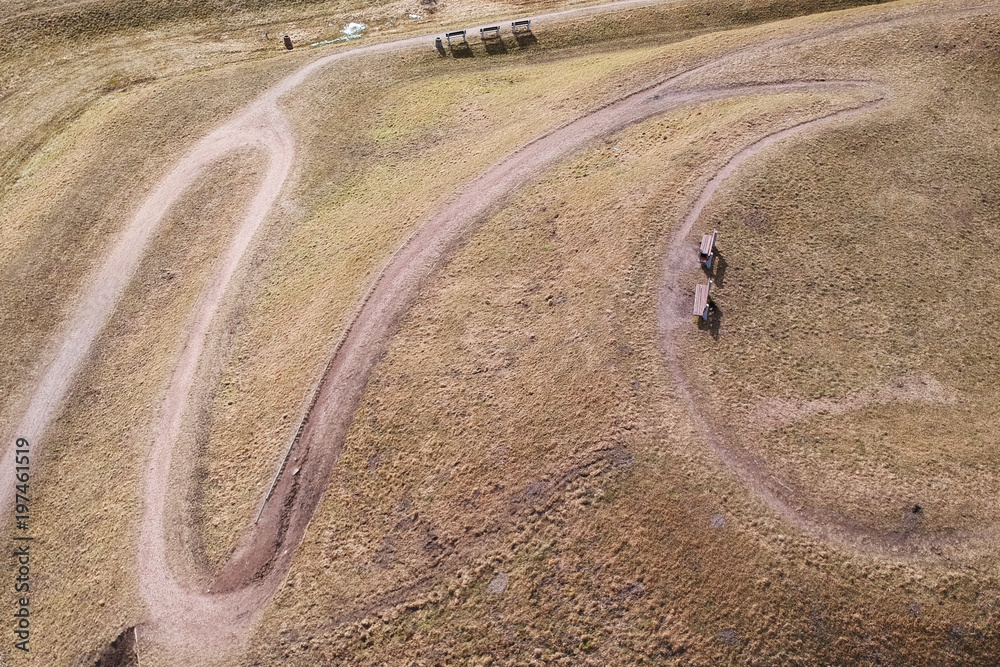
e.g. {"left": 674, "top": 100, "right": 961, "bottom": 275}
{"left": 710, "top": 513, "right": 725, "bottom": 529}
{"left": 487, "top": 572, "right": 509, "bottom": 595}
{"left": 718, "top": 628, "right": 737, "bottom": 644}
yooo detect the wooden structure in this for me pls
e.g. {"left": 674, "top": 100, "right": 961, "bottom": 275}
{"left": 693, "top": 279, "right": 713, "bottom": 321}
{"left": 283, "top": 35, "right": 293, "bottom": 50}
{"left": 699, "top": 229, "right": 718, "bottom": 269}
{"left": 480, "top": 25, "right": 501, "bottom": 39}
{"left": 445, "top": 30, "right": 468, "bottom": 47}
{"left": 511, "top": 19, "right": 532, "bottom": 33}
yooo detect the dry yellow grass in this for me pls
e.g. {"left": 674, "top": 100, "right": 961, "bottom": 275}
{"left": 679, "top": 7, "right": 1000, "bottom": 537}
{"left": 2, "top": 143, "right": 269, "bottom": 665}
{"left": 192, "top": 0, "right": 906, "bottom": 577}
{"left": 239, "top": 4, "right": 1000, "bottom": 664}
{"left": 0, "top": 2, "right": 666, "bottom": 661}
{"left": 1, "top": 0, "right": 998, "bottom": 664}
{"left": 195, "top": 35, "right": 730, "bottom": 574}
{"left": 243, "top": 82, "right": 998, "bottom": 664}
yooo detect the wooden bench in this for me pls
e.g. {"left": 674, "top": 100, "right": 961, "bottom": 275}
{"left": 511, "top": 19, "right": 532, "bottom": 33}
{"left": 480, "top": 25, "right": 501, "bottom": 39}
{"left": 445, "top": 30, "right": 468, "bottom": 46}
{"left": 693, "top": 279, "right": 713, "bottom": 321}
{"left": 699, "top": 229, "right": 718, "bottom": 269}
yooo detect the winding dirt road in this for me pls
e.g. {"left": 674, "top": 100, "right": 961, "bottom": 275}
{"left": 4, "top": 0, "right": 997, "bottom": 659}
{"left": 144, "top": 74, "right": 891, "bottom": 652}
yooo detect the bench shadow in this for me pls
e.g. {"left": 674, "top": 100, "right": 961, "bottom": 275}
{"left": 483, "top": 37, "right": 508, "bottom": 55}
{"left": 702, "top": 250, "right": 727, "bottom": 288}
{"left": 697, "top": 300, "right": 723, "bottom": 340}
{"left": 514, "top": 30, "right": 538, "bottom": 48}
{"left": 450, "top": 42, "right": 474, "bottom": 58}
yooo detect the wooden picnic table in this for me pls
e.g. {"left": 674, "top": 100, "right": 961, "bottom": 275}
{"left": 699, "top": 229, "right": 718, "bottom": 269}
{"left": 693, "top": 279, "right": 713, "bottom": 320}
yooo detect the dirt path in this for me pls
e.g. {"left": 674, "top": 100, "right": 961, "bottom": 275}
{"left": 655, "top": 95, "right": 905, "bottom": 552}
{"left": 748, "top": 375, "right": 959, "bottom": 431}
{"left": 142, "top": 75, "right": 894, "bottom": 653}
{"left": 652, "top": 53, "right": 1000, "bottom": 560}
{"left": 0, "top": 0, "right": 680, "bottom": 539}
{"left": 3, "top": 0, "right": 996, "bottom": 660}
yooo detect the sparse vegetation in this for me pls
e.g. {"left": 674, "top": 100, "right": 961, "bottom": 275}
{"left": 1, "top": 0, "right": 998, "bottom": 664}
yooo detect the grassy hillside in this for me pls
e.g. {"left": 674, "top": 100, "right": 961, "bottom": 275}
{"left": 1, "top": 0, "right": 997, "bottom": 664}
